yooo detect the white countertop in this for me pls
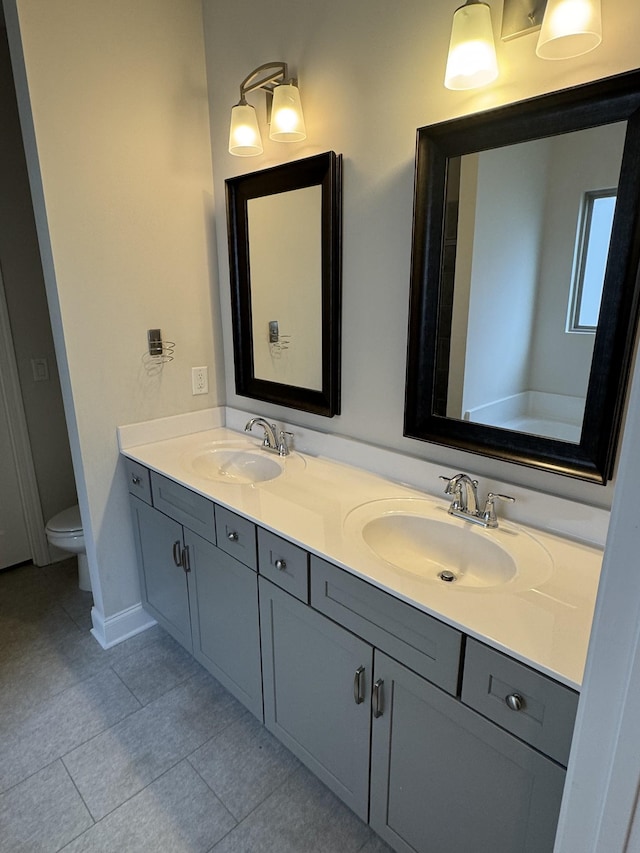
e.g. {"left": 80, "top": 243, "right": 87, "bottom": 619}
{"left": 120, "top": 425, "right": 603, "bottom": 691}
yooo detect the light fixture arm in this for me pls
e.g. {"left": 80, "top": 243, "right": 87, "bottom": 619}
{"left": 238, "top": 61, "right": 297, "bottom": 101}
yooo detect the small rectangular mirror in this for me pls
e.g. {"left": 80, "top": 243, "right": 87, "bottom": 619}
{"left": 226, "top": 152, "right": 342, "bottom": 417}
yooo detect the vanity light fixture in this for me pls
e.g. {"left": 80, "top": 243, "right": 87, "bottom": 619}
{"left": 535, "top": 0, "right": 602, "bottom": 59}
{"left": 444, "top": 0, "right": 602, "bottom": 90}
{"left": 444, "top": 1, "right": 499, "bottom": 91}
{"left": 228, "top": 61, "right": 306, "bottom": 157}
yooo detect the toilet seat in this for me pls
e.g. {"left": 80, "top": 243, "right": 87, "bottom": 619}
{"left": 45, "top": 504, "right": 90, "bottom": 592}
{"left": 46, "top": 505, "right": 82, "bottom": 535}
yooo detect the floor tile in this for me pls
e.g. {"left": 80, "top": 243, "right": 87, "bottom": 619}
{"left": 100, "top": 623, "right": 164, "bottom": 663}
{"left": 0, "top": 630, "right": 114, "bottom": 719}
{"left": 63, "top": 669, "right": 246, "bottom": 820}
{"left": 210, "top": 765, "right": 372, "bottom": 853}
{"left": 111, "top": 631, "right": 203, "bottom": 705}
{"left": 189, "top": 712, "right": 300, "bottom": 821}
{"left": 0, "top": 603, "right": 80, "bottom": 660}
{"left": 0, "top": 668, "right": 140, "bottom": 794}
{"left": 358, "top": 833, "right": 396, "bottom": 852}
{"left": 0, "top": 562, "right": 50, "bottom": 607}
{"left": 60, "top": 760, "right": 235, "bottom": 853}
{"left": 39, "top": 558, "right": 94, "bottom": 631}
{"left": 0, "top": 760, "right": 93, "bottom": 853}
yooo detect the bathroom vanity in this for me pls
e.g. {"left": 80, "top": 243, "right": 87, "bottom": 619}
{"left": 121, "top": 424, "right": 601, "bottom": 853}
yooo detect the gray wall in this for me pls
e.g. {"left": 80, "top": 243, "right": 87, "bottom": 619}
{"left": 7, "top": 0, "right": 221, "bottom": 619}
{"left": 203, "top": 0, "right": 640, "bottom": 511}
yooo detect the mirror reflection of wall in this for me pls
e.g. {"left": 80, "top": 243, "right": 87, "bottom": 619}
{"left": 444, "top": 121, "right": 626, "bottom": 442}
{"left": 248, "top": 185, "right": 323, "bottom": 391}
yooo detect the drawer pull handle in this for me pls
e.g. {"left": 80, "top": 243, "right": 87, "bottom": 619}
{"left": 505, "top": 693, "right": 525, "bottom": 712}
{"left": 353, "top": 666, "right": 365, "bottom": 705}
{"left": 372, "top": 678, "right": 384, "bottom": 718}
{"left": 172, "top": 540, "right": 182, "bottom": 568}
{"left": 227, "top": 531, "right": 239, "bottom": 542}
{"left": 274, "top": 559, "right": 287, "bottom": 571}
{"left": 131, "top": 475, "right": 141, "bottom": 485}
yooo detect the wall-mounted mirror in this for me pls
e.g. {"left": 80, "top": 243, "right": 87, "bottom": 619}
{"left": 226, "top": 151, "right": 342, "bottom": 416}
{"left": 405, "top": 71, "right": 640, "bottom": 484}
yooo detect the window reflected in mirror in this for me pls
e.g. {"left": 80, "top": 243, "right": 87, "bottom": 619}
{"left": 568, "top": 189, "right": 617, "bottom": 333}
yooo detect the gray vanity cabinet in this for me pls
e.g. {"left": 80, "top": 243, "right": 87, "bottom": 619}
{"left": 369, "top": 651, "right": 566, "bottom": 853}
{"left": 126, "top": 459, "right": 575, "bottom": 853}
{"left": 259, "top": 578, "right": 373, "bottom": 820}
{"left": 130, "top": 496, "right": 195, "bottom": 652}
{"left": 189, "top": 533, "right": 263, "bottom": 720}
{"left": 128, "top": 475, "right": 262, "bottom": 719}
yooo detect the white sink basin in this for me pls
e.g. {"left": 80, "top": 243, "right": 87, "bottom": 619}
{"left": 344, "top": 498, "right": 553, "bottom": 591}
{"left": 184, "top": 441, "right": 305, "bottom": 485}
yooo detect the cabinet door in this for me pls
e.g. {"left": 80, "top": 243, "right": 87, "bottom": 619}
{"left": 130, "top": 496, "right": 192, "bottom": 652}
{"left": 370, "top": 652, "right": 566, "bottom": 853}
{"left": 259, "top": 579, "right": 372, "bottom": 821}
{"left": 187, "top": 531, "right": 263, "bottom": 720}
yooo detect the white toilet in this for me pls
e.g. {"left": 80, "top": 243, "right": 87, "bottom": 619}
{"left": 45, "top": 504, "right": 91, "bottom": 591}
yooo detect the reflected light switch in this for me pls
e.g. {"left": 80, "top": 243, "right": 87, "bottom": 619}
{"left": 31, "top": 358, "right": 49, "bottom": 382}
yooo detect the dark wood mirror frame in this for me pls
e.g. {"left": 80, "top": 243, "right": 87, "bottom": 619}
{"left": 226, "top": 151, "right": 342, "bottom": 417}
{"left": 405, "top": 71, "right": 640, "bottom": 484}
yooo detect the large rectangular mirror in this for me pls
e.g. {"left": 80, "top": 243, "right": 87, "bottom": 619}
{"left": 226, "top": 152, "right": 342, "bottom": 417}
{"left": 405, "top": 72, "right": 640, "bottom": 483}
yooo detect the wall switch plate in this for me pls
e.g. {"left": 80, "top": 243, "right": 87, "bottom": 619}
{"left": 31, "top": 358, "right": 49, "bottom": 382}
{"left": 191, "top": 366, "right": 209, "bottom": 395}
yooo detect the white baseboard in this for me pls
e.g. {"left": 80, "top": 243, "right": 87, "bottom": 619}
{"left": 90, "top": 602, "right": 156, "bottom": 649}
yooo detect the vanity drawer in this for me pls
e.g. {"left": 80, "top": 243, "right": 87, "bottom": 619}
{"left": 125, "top": 459, "right": 152, "bottom": 505}
{"left": 311, "top": 557, "right": 462, "bottom": 695}
{"left": 461, "top": 639, "right": 578, "bottom": 766}
{"left": 258, "top": 528, "right": 309, "bottom": 602}
{"left": 150, "top": 472, "right": 216, "bottom": 545}
{"left": 215, "top": 506, "right": 257, "bottom": 570}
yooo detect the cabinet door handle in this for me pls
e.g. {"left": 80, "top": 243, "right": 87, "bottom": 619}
{"left": 181, "top": 545, "right": 191, "bottom": 573}
{"left": 274, "top": 559, "right": 287, "bottom": 571}
{"left": 227, "top": 531, "right": 239, "bottom": 542}
{"left": 131, "top": 475, "right": 141, "bottom": 485}
{"left": 505, "top": 693, "right": 525, "bottom": 712}
{"left": 353, "top": 666, "right": 365, "bottom": 704}
{"left": 372, "top": 678, "right": 384, "bottom": 718}
{"left": 172, "top": 540, "right": 182, "bottom": 567}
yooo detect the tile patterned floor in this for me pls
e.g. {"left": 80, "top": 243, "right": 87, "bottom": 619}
{"left": 0, "top": 558, "right": 392, "bottom": 852}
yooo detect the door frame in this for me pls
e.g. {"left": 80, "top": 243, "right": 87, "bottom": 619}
{"left": 0, "top": 264, "right": 50, "bottom": 566}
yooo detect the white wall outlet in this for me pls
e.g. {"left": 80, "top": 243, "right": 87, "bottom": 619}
{"left": 191, "top": 366, "right": 209, "bottom": 395}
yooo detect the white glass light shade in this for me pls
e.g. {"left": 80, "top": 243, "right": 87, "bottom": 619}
{"left": 536, "top": 0, "right": 602, "bottom": 59}
{"left": 269, "top": 83, "right": 307, "bottom": 142}
{"left": 445, "top": 1, "right": 498, "bottom": 91}
{"left": 229, "top": 103, "right": 263, "bottom": 156}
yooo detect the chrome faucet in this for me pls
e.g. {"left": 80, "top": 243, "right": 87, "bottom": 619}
{"left": 440, "top": 473, "right": 479, "bottom": 514}
{"left": 245, "top": 417, "right": 278, "bottom": 450}
{"left": 244, "top": 417, "right": 292, "bottom": 457}
{"left": 439, "top": 473, "right": 515, "bottom": 528}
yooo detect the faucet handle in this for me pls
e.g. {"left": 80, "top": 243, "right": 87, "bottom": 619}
{"left": 482, "top": 492, "right": 515, "bottom": 528}
{"left": 277, "top": 430, "right": 293, "bottom": 457}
